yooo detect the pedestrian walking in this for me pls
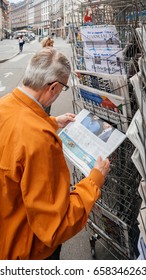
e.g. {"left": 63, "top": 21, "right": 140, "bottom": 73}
{"left": 18, "top": 35, "right": 25, "bottom": 52}
{"left": 0, "top": 47, "right": 110, "bottom": 260}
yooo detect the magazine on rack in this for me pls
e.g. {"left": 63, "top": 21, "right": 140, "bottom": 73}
{"left": 59, "top": 109, "right": 126, "bottom": 176}
{"left": 80, "top": 25, "right": 120, "bottom": 49}
{"left": 74, "top": 69, "right": 132, "bottom": 117}
{"left": 84, "top": 47, "right": 126, "bottom": 75}
{"left": 75, "top": 84, "right": 128, "bottom": 132}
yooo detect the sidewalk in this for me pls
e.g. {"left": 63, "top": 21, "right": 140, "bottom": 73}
{"left": 0, "top": 39, "right": 19, "bottom": 63}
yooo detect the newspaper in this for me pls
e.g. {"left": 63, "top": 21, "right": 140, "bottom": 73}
{"left": 136, "top": 26, "right": 146, "bottom": 52}
{"left": 59, "top": 109, "right": 126, "bottom": 176}
{"left": 75, "top": 84, "right": 128, "bottom": 132}
{"left": 132, "top": 149, "right": 146, "bottom": 181}
{"left": 84, "top": 47, "right": 126, "bottom": 75}
{"left": 130, "top": 71, "right": 146, "bottom": 124}
{"left": 126, "top": 109, "right": 146, "bottom": 181}
{"left": 138, "top": 180, "right": 146, "bottom": 206}
{"left": 80, "top": 25, "right": 121, "bottom": 49}
{"left": 137, "top": 234, "right": 146, "bottom": 260}
{"left": 139, "top": 56, "right": 146, "bottom": 81}
{"left": 137, "top": 200, "right": 146, "bottom": 245}
{"left": 88, "top": 202, "right": 130, "bottom": 257}
{"left": 74, "top": 69, "right": 132, "bottom": 117}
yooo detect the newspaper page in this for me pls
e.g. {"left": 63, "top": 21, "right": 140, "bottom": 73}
{"left": 59, "top": 109, "right": 126, "bottom": 176}
{"left": 138, "top": 180, "right": 146, "bottom": 206}
{"left": 75, "top": 84, "right": 128, "bottom": 132}
{"left": 136, "top": 26, "right": 146, "bottom": 52}
{"left": 132, "top": 149, "right": 146, "bottom": 181}
{"left": 137, "top": 200, "right": 146, "bottom": 245}
{"left": 139, "top": 56, "right": 146, "bottom": 80}
{"left": 84, "top": 47, "right": 126, "bottom": 75}
{"left": 137, "top": 235, "right": 146, "bottom": 260}
{"left": 130, "top": 71, "right": 146, "bottom": 124}
{"left": 126, "top": 109, "right": 146, "bottom": 180}
{"left": 80, "top": 25, "right": 121, "bottom": 49}
{"left": 74, "top": 69, "right": 132, "bottom": 117}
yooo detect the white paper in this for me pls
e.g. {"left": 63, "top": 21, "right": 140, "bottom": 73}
{"left": 80, "top": 25, "right": 120, "bottom": 49}
{"left": 59, "top": 109, "right": 126, "bottom": 176}
{"left": 84, "top": 47, "right": 126, "bottom": 75}
{"left": 126, "top": 109, "right": 146, "bottom": 180}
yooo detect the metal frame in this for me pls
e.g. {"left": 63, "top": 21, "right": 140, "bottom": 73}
{"left": 70, "top": 0, "right": 146, "bottom": 259}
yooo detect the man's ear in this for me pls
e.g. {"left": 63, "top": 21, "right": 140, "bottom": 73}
{"left": 49, "top": 82, "right": 58, "bottom": 92}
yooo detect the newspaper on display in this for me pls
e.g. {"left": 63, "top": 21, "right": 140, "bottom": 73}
{"left": 136, "top": 26, "right": 146, "bottom": 52}
{"left": 74, "top": 69, "right": 132, "bottom": 117}
{"left": 130, "top": 71, "right": 146, "bottom": 124}
{"left": 75, "top": 84, "right": 128, "bottom": 132}
{"left": 137, "top": 180, "right": 146, "bottom": 251}
{"left": 126, "top": 109, "right": 146, "bottom": 181}
{"left": 138, "top": 180, "right": 146, "bottom": 206}
{"left": 88, "top": 202, "right": 130, "bottom": 258}
{"left": 137, "top": 234, "right": 146, "bottom": 260}
{"left": 59, "top": 109, "right": 126, "bottom": 176}
{"left": 83, "top": 47, "right": 126, "bottom": 75}
{"left": 80, "top": 25, "right": 121, "bottom": 49}
{"left": 137, "top": 200, "right": 146, "bottom": 245}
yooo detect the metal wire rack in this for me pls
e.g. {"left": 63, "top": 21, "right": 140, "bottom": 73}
{"left": 70, "top": 0, "right": 146, "bottom": 259}
{"left": 72, "top": 138, "right": 141, "bottom": 259}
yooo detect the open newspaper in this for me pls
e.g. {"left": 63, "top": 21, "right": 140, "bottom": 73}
{"left": 59, "top": 109, "right": 126, "bottom": 176}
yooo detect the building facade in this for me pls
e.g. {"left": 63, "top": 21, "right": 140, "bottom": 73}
{"left": 0, "top": 0, "right": 9, "bottom": 39}
{"left": 10, "top": 0, "right": 83, "bottom": 38}
{"left": 10, "top": 0, "right": 28, "bottom": 31}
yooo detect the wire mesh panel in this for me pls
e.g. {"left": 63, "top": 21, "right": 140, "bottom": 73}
{"left": 70, "top": 0, "right": 146, "bottom": 259}
{"left": 72, "top": 138, "right": 141, "bottom": 259}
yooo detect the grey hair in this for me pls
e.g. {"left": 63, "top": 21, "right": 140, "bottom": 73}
{"left": 23, "top": 47, "right": 71, "bottom": 90}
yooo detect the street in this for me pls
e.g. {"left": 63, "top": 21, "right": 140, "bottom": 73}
{"left": 0, "top": 37, "right": 115, "bottom": 260}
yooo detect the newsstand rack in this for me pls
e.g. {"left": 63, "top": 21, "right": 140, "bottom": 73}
{"left": 69, "top": 0, "right": 146, "bottom": 259}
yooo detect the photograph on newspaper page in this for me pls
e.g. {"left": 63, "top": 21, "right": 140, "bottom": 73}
{"left": 75, "top": 84, "right": 128, "bottom": 132}
{"left": 80, "top": 25, "right": 120, "bottom": 49}
{"left": 84, "top": 48, "right": 126, "bottom": 75}
{"left": 59, "top": 109, "right": 126, "bottom": 176}
{"left": 74, "top": 69, "right": 132, "bottom": 117}
{"left": 89, "top": 202, "right": 130, "bottom": 257}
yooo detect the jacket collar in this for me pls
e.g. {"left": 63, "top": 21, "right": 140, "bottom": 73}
{"left": 12, "top": 87, "right": 48, "bottom": 119}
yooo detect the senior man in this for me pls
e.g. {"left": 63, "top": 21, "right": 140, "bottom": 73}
{"left": 0, "top": 47, "right": 110, "bottom": 260}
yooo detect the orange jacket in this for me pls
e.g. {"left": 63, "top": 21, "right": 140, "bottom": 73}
{"left": 0, "top": 88, "right": 104, "bottom": 259}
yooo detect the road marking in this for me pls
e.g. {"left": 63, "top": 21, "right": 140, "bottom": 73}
{"left": 0, "top": 81, "right": 6, "bottom": 92}
{"left": 10, "top": 54, "right": 27, "bottom": 62}
{"left": 4, "top": 72, "right": 13, "bottom": 78}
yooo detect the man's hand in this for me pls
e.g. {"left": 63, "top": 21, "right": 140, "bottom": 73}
{"left": 94, "top": 156, "right": 110, "bottom": 177}
{"left": 56, "top": 113, "right": 76, "bottom": 128}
